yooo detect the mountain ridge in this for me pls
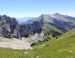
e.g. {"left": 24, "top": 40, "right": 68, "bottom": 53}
{"left": 0, "top": 13, "right": 75, "bottom": 39}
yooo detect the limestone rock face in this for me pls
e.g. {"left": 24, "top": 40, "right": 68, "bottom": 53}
{"left": 0, "top": 15, "right": 43, "bottom": 39}
{"left": 0, "top": 15, "right": 18, "bottom": 38}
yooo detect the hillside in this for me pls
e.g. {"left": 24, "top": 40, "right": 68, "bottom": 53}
{"left": 42, "top": 22, "right": 63, "bottom": 39}
{"left": 0, "top": 29, "right": 75, "bottom": 58}
{"left": 40, "top": 13, "right": 75, "bottom": 31}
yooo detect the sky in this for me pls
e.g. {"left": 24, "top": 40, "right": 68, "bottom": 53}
{"left": 0, "top": 0, "right": 75, "bottom": 18}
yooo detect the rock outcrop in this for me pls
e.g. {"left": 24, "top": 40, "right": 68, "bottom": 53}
{"left": 0, "top": 15, "right": 43, "bottom": 39}
{"left": 0, "top": 15, "right": 18, "bottom": 38}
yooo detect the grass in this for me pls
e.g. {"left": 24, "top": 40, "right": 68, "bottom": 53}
{"left": 0, "top": 29, "right": 75, "bottom": 58}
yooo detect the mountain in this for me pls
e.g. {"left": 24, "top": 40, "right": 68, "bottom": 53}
{"left": 0, "top": 13, "right": 75, "bottom": 39}
{"left": 39, "top": 13, "right": 75, "bottom": 31}
{"left": 16, "top": 13, "right": 75, "bottom": 32}
{"left": 0, "top": 15, "right": 18, "bottom": 38}
{"left": 18, "top": 13, "right": 74, "bottom": 38}
{"left": 0, "top": 15, "right": 43, "bottom": 38}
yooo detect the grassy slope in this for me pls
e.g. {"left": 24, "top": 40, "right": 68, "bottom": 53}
{"left": 0, "top": 29, "right": 75, "bottom": 58}
{"left": 42, "top": 22, "right": 63, "bottom": 33}
{"left": 42, "top": 22, "right": 63, "bottom": 38}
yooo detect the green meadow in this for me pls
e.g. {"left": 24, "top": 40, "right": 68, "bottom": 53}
{"left": 0, "top": 29, "right": 75, "bottom": 58}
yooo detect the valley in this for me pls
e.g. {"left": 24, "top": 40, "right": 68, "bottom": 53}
{"left": 0, "top": 13, "right": 75, "bottom": 58}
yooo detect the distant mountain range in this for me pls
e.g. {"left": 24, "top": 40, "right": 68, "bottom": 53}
{"left": 16, "top": 17, "right": 36, "bottom": 24}
{"left": 16, "top": 13, "right": 75, "bottom": 31}
{"left": 0, "top": 13, "right": 75, "bottom": 39}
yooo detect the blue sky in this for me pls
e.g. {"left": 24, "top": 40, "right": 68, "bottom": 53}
{"left": 0, "top": 0, "right": 75, "bottom": 17}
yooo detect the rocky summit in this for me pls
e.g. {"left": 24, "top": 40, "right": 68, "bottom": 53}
{"left": 0, "top": 13, "right": 75, "bottom": 39}
{"left": 0, "top": 15, "right": 43, "bottom": 39}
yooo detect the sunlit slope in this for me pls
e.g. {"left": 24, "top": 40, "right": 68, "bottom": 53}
{"left": 31, "top": 29, "right": 75, "bottom": 58}
{"left": 0, "top": 29, "right": 75, "bottom": 58}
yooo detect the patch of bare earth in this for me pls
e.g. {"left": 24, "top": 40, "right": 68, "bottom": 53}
{"left": 0, "top": 32, "right": 44, "bottom": 49}
{"left": 0, "top": 37, "right": 32, "bottom": 49}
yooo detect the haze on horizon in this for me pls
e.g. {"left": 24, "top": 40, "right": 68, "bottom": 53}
{"left": 0, "top": 0, "right": 75, "bottom": 18}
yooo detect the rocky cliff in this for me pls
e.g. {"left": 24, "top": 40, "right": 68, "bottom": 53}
{"left": 0, "top": 15, "right": 43, "bottom": 39}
